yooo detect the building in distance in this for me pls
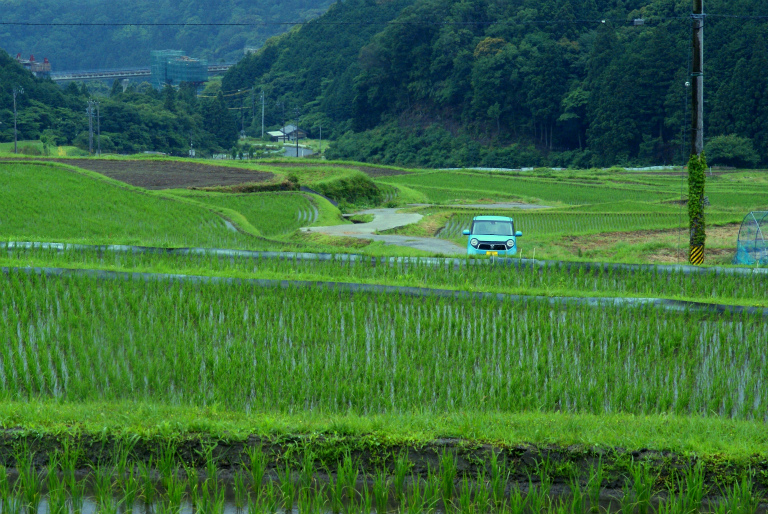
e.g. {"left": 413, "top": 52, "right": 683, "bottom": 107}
{"left": 16, "top": 54, "right": 51, "bottom": 78}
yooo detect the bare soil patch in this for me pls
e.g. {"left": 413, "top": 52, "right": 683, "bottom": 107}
{"left": 50, "top": 159, "right": 276, "bottom": 190}
{"left": 562, "top": 224, "right": 740, "bottom": 264}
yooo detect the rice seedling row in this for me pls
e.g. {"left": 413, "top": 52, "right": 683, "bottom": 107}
{"left": 5, "top": 247, "right": 765, "bottom": 304}
{"left": 167, "top": 191, "right": 320, "bottom": 237}
{"left": 0, "top": 444, "right": 761, "bottom": 514}
{"left": 0, "top": 163, "right": 266, "bottom": 249}
{"left": 436, "top": 213, "right": 739, "bottom": 240}
{"left": 377, "top": 173, "right": 672, "bottom": 205}
{"left": 1, "top": 270, "right": 766, "bottom": 419}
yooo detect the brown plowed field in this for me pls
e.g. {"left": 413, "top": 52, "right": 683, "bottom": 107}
{"left": 50, "top": 159, "right": 276, "bottom": 190}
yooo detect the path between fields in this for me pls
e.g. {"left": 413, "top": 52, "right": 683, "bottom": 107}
{"left": 302, "top": 208, "right": 465, "bottom": 255}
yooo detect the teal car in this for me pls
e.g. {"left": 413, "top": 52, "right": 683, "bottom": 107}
{"left": 462, "top": 215, "right": 523, "bottom": 256}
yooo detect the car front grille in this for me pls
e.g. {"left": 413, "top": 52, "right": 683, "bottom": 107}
{"left": 477, "top": 242, "right": 508, "bottom": 251}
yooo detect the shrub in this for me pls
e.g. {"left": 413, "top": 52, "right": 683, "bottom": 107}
{"left": 704, "top": 134, "right": 760, "bottom": 168}
{"left": 313, "top": 172, "right": 384, "bottom": 206}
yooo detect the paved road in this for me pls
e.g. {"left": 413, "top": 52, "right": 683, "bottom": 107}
{"left": 303, "top": 208, "right": 465, "bottom": 255}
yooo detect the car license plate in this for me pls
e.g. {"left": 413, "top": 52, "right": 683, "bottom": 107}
{"left": 486, "top": 251, "right": 498, "bottom": 256}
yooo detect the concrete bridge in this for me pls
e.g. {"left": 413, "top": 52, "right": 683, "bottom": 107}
{"left": 49, "top": 63, "right": 234, "bottom": 83}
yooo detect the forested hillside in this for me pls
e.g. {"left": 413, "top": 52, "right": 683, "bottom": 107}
{"left": 0, "top": 50, "right": 239, "bottom": 155}
{"left": 225, "top": 0, "right": 768, "bottom": 168}
{"left": 0, "top": 0, "right": 334, "bottom": 70}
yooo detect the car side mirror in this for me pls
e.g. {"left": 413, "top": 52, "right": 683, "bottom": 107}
{"left": 462, "top": 230, "right": 471, "bottom": 236}
{"left": 515, "top": 231, "right": 523, "bottom": 237}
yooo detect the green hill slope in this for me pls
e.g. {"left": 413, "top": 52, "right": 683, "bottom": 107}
{"left": 0, "top": 0, "right": 335, "bottom": 70}
{"left": 223, "top": 0, "right": 768, "bottom": 169}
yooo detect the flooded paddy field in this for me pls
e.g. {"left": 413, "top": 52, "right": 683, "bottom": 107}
{"left": 0, "top": 434, "right": 764, "bottom": 514}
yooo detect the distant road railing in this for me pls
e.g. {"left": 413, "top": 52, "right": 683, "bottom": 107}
{"left": 49, "top": 63, "right": 235, "bottom": 83}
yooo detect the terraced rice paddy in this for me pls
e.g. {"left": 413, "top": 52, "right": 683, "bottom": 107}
{"left": 377, "top": 172, "right": 674, "bottom": 205}
{"left": 4, "top": 246, "right": 766, "bottom": 305}
{"left": 2, "top": 158, "right": 768, "bottom": 511}
{"left": 1, "top": 269, "right": 765, "bottom": 419}
{"left": 436, "top": 212, "right": 740, "bottom": 240}
{"left": 166, "top": 190, "right": 320, "bottom": 237}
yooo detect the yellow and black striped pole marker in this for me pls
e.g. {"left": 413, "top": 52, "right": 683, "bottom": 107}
{"left": 690, "top": 244, "right": 704, "bottom": 265}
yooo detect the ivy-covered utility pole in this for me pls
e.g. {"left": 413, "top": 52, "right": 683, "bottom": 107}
{"left": 688, "top": 0, "right": 706, "bottom": 265}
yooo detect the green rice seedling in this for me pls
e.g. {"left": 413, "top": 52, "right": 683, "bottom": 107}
{"left": 354, "top": 481, "right": 373, "bottom": 514}
{"left": 112, "top": 438, "right": 137, "bottom": 481}
{"left": 372, "top": 469, "right": 389, "bottom": 514}
{"left": 327, "top": 473, "right": 345, "bottom": 514}
{"left": 164, "top": 473, "right": 186, "bottom": 514}
{"left": 504, "top": 486, "right": 526, "bottom": 514}
{"left": 261, "top": 481, "right": 280, "bottom": 514}
{"left": 137, "top": 459, "right": 156, "bottom": 507}
{"left": 677, "top": 462, "right": 706, "bottom": 514}
{"left": 16, "top": 449, "right": 41, "bottom": 514}
{"left": 656, "top": 492, "right": 684, "bottom": 514}
{"left": 472, "top": 471, "right": 490, "bottom": 514}
{"left": 233, "top": 469, "right": 247, "bottom": 512}
{"left": 629, "top": 460, "right": 657, "bottom": 514}
{"left": 715, "top": 471, "right": 762, "bottom": 514}
{"left": 456, "top": 475, "right": 472, "bottom": 514}
{"left": 586, "top": 461, "right": 604, "bottom": 513}
{"left": 405, "top": 478, "right": 433, "bottom": 514}
{"left": 300, "top": 451, "right": 316, "bottom": 491}
{"left": 568, "top": 472, "right": 586, "bottom": 514}
{"left": 93, "top": 465, "right": 118, "bottom": 514}
{"left": 246, "top": 445, "right": 267, "bottom": 498}
{"left": 297, "top": 487, "right": 318, "bottom": 514}
{"left": 278, "top": 462, "right": 296, "bottom": 512}
{"left": 198, "top": 480, "right": 226, "bottom": 514}
{"left": 58, "top": 440, "right": 86, "bottom": 513}
{"left": 338, "top": 452, "right": 359, "bottom": 501}
{"left": 438, "top": 450, "right": 457, "bottom": 507}
{"left": 393, "top": 452, "right": 412, "bottom": 500}
{"left": 489, "top": 452, "right": 509, "bottom": 508}
{"left": 422, "top": 469, "right": 439, "bottom": 512}
{"left": 118, "top": 467, "right": 139, "bottom": 514}
{"left": 158, "top": 441, "right": 178, "bottom": 488}
{"left": 0, "top": 466, "right": 13, "bottom": 514}
{"left": 526, "top": 473, "right": 552, "bottom": 514}
{"left": 46, "top": 454, "right": 68, "bottom": 514}
{"left": 184, "top": 464, "right": 201, "bottom": 512}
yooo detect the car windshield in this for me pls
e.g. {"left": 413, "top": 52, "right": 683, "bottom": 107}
{"left": 471, "top": 220, "right": 513, "bottom": 236}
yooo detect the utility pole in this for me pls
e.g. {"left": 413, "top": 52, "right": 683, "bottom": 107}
{"left": 691, "top": 0, "right": 704, "bottom": 157}
{"left": 319, "top": 124, "right": 322, "bottom": 155}
{"left": 12, "top": 87, "right": 23, "bottom": 154}
{"left": 295, "top": 108, "right": 300, "bottom": 158}
{"left": 261, "top": 90, "right": 265, "bottom": 139}
{"left": 688, "top": 0, "right": 706, "bottom": 265}
{"left": 95, "top": 101, "right": 101, "bottom": 156}
{"left": 251, "top": 86, "right": 256, "bottom": 126}
{"left": 87, "top": 100, "right": 94, "bottom": 155}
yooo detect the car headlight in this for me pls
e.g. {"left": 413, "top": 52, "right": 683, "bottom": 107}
{"left": 506, "top": 239, "right": 515, "bottom": 248}
{"left": 470, "top": 238, "right": 479, "bottom": 248}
